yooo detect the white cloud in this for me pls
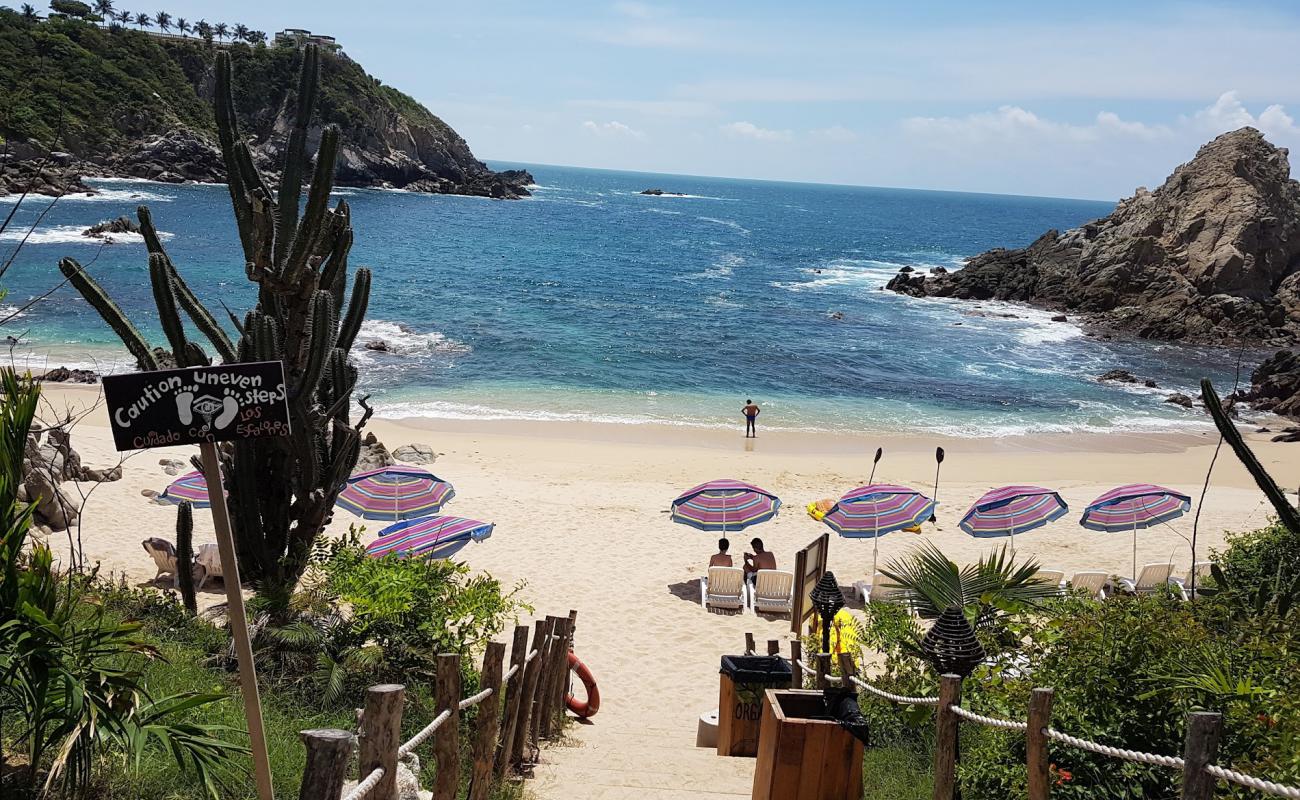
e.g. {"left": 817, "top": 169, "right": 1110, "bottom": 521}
{"left": 569, "top": 99, "right": 719, "bottom": 118}
{"left": 721, "top": 121, "right": 792, "bottom": 142}
{"left": 1190, "top": 91, "right": 1300, "bottom": 139}
{"left": 903, "top": 105, "right": 1167, "bottom": 145}
{"left": 581, "top": 120, "right": 646, "bottom": 139}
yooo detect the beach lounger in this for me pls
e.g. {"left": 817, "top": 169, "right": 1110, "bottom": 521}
{"left": 853, "top": 572, "right": 905, "bottom": 604}
{"left": 1033, "top": 569, "right": 1066, "bottom": 590}
{"left": 1117, "top": 563, "right": 1175, "bottom": 595}
{"left": 195, "top": 543, "right": 222, "bottom": 590}
{"left": 750, "top": 569, "right": 795, "bottom": 616}
{"left": 1067, "top": 571, "right": 1110, "bottom": 599}
{"left": 1169, "top": 561, "right": 1215, "bottom": 600}
{"left": 142, "top": 537, "right": 177, "bottom": 581}
{"left": 700, "top": 566, "right": 746, "bottom": 613}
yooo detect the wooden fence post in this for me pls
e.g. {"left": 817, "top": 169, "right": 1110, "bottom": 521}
{"left": 528, "top": 618, "right": 555, "bottom": 751}
{"left": 358, "top": 684, "right": 404, "bottom": 800}
{"left": 932, "top": 674, "right": 962, "bottom": 800}
{"left": 298, "top": 728, "right": 354, "bottom": 800}
{"left": 1181, "top": 712, "right": 1223, "bottom": 800}
{"left": 789, "top": 640, "right": 802, "bottom": 689}
{"left": 552, "top": 610, "right": 578, "bottom": 726}
{"left": 837, "top": 652, "right": 857, "bottom": 680}
{"left": 468, "top": 641, "right": 507, "bottom": 800}
{"left": 1026, "top": 688, "right": 1054, "bottom": 800}
{"left": 745, "top": 632, "right": 756, "bottom": 654}
{"left": 495, "top": 625, "right": 530, "bottom": 776}
{"left": 540, "top": 616, "right": 567, "bottom": 738}
{"left": 434, "top": 654, "right": 462, "bottom": 800}
{"left": 767, "top": 639, "right": 780, "bottom": 656}
{"left": 512, "top": 619, "right": 550, "bottom": 768}
{"left": 816, "top": 653, "right": 832, "bottom": 690}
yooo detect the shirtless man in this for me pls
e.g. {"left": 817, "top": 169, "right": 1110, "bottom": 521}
{"left": 709, "top": 538, "right": 733, "bottom": 568}
{"left": 743, "top": 537, "right": 776, "bottom": 582}
{"left": 742, "top": 399, "right": 760, "bottom": 438}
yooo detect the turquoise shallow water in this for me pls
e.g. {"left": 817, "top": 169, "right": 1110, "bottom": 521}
{"left": 0, "top": 164, "right": 1248, "bottom": 435}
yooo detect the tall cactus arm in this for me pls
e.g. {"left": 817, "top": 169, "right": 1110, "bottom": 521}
{"left": 274, "top": 44, "right": 321, "bottom": 267}
{"left": 282, "top": 125, "right": 340, "bottom": 285}
{"left": 175, "top": 501, "right": 197, "bottom": 615}
{"left": 319, "top": 201, "right": 352, "bottom": 301}
{"left": 336, "top": 268, "right": 371, "bottom": 352}
{"left": 59, "top": 258, "right": 160, "bottom": 371}
{"left": 296, "top": 290, "right": 337, "bottom": 401}
{"left": 150, "top": 253, "right": 192, "bottom": 367}
{"left": 139, "top": 205, "right": 237, "bottom": 363}
{"left": 1202, "top": 378, "right": 1300, "bottom": 533}
{"left": 214, "top": 51, "right": 254, "bottom": 263}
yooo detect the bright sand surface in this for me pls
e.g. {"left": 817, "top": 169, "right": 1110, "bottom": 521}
{"left": 32, "top": 383, "right": 1298, "bottom": 799}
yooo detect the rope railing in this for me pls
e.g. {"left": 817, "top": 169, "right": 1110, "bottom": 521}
{"left": 1043, "top": 728, "right": 1184, "bottom": 769}
{"left": 342, "top": 766, "right": 385, "bottom": 800}
{"left": 950, "top": 705, "right": 1029, "bottom": 732}
{"left": 397, "top": 709, "right": 452, "bottom": 758}
{"left": 459, "top": 687, "right": 494, "bottom": 711}
{"left": 848, "top": 674, "right": 939, "bottom": 706}
{"left": 1204, "top": 764, "right": 1300, "bottom": 799}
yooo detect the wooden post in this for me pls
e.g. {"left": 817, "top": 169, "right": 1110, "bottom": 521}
{"left": 298, "top": 729, "right": 354, "bottom": 800}
{"left": 745, "top": 632, "right": 757, "bottom": 654}
{"left": 767, "top": 639, "right": 780, "bottom": 656}
{"left": 837, "top": 652, "right": 857, "bottom": 680}
{"left": 1026, "top": 688, "right": 1054, "bottom": 800}
{"left": 358, "top": 684, "right": 404, "bottom": 800}
{"left": 512, "top": 619, "right": 549, "bottom": 767}
{"left": 199, "top": 442, "right": 274, "bottom": 800}
{"left": 552, "top": 610, "right": 578, "bottom": 724}
{"left": 816, "top": 653, "right": 832, "bottom": 689}
{"left": 1180, "top": 712, "right": 1223, "bottom": 800}
{"left": 434, "top": 654, "right": 462, "bottom": 800}
{"left": 789, "top": 640, "right": 802, "bottom": 689}
{"left": 539, "top": 616, "right": 566, "bottom": 738}
{"left": 468, "top": 642, "right": 506, "bottom": 800}
{"left": 527, "top": 618, "right": 555, "bottom": 751}
{"left": 495, "top": 625, "right": 530, "bottom": 776}
{"left": 932, "top": 674, "right": 962, "bottom": 800}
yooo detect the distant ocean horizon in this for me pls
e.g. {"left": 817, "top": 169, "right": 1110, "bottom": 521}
{"left": 0, "top": 163, "right": 1254, "bottom": 437}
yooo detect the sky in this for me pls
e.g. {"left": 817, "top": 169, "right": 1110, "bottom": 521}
{"left": 111, "top": 1, "right": 1300, "bottom": 200}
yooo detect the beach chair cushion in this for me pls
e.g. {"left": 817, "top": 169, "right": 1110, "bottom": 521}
{"left": 751, "top": 570, "right": 795, "bottom": 615}
{"left": 1034, "top": 569, "right": 1066, "bottom": 589}
{"left": 700, "top": 566, "right": 745, "bottom": 611}
{"left": 1120, "top": 563, "right": 1174, "bottom": 594}
{"left": 1068, "top": 571, "right": 1109, "bottom": 599}
{"left": 142, "top": 537, "right": 177, "bottom": 578}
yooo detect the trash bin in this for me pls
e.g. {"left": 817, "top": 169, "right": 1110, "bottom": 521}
{"left": 717, "top": 654, "right": 792, "bottom": 757}
{"left": 752, "top": 689, "right": 865, "bottom": 800}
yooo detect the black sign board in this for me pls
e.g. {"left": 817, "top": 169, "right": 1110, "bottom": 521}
{"left": 102, "top": 361, "right": 292, "bottom": 452}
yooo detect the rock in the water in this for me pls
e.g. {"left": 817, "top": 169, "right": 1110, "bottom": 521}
{"left": 1051, "top": 314, "right": 1068, "bottom": 322}
{"left": 1165, "top": 393, "right": 1194, "bottom": 408}
{"left": 39, "top": 367, "right": 100, "bottom": 383}
{"left": 1143, "top": 379, "right": 1159, "bottom": 388}
{"left": 364, "top": 339, "right": 391, "bottom": 352}
{"left": 1235, "top": 349, "right": 1300, "bottom": 419}
{"left": 393, "top": 444, "right": 437, "bottom": 464}
{"left": 1098, "top": 369, "right": 1139, "bottom": 383}
{"left": 886, "top": 128, "right": 1300, "bottom": 344}
{"left": 82, "top": 216, "right": 141, "bottom": 240}
{"left": 641, "top": 188, "right": 665, "bottom": 195}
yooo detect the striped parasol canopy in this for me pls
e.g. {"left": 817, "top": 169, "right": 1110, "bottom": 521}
{"left": 366, "top": 515, "right": 493, "bottom": 560}
{"left": 336, "top": 466, "right": 455, "bottom": 520}
{"left": 1081, "top": 483, "right": 1191, "bottom": 576}
{"left": 821, "top": 484, "right": 937, "bottom": 576}
{"left": 158, "top": 470, "right": 216, "bottom": 508}
{"left": 670, "top": 479, "right": 780, "bottom": 532}
{"left": 959, "top": 485, "right": 1069, "bottom": 549}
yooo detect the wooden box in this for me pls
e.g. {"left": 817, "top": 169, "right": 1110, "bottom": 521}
{"left": 751, "top": 689, "right": 864, "bottom": 800}
{"left": 717, "top": 656, "right": 791, "bottom": 757}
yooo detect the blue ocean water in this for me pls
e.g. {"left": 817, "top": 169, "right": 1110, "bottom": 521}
{"left": 0, "top": 165, "right": 1245, "bottom": 436}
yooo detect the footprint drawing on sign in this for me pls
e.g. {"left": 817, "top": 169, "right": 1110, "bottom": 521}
{"left": 174, "top": 385, "right": 240, "bottom": 430}
{"left": 175, "top": 387, "right": 195, "bottom": 425}
{"left": 215, "top": 390, "right": 239, "bottom": 429}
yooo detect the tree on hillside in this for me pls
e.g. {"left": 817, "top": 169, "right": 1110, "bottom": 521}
{"left": 246, "top": 28, "right": 266, "bottom": 45}
{"left": 20, "top": 3, "right": 39, "bottom": 20}
{"left": 233, "top": 22, "right": 248, "bottom": 42}
{"left": 114, "top": 8, "right": 128, "bottom": 25}
{"left": 132, "top": 10, "right": 147, "bottom": 29}
{"left": 49, "top": 0, "right": 93, "bottom": 18}
{"left": 175, "top": 15, "right": 187, "bottom": 35}
{"left": 154, "top": 9, "right": 169, "bottom": 32}
{"left": 213, "top": 20, "right": 227, "bottom": 41}
{"left": 194, "top": 18, "right": 210, "bottom": 41}
{"left": 92, "top": 0, "right": 112, "bottom": 24}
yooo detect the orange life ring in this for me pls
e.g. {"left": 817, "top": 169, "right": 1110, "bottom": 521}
{"left": 565, "top": 651, "right": 600, "bottom": 718}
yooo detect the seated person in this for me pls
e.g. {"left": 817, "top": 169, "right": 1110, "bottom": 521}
{"left": 709, "top": 537, "right": 733, "bottom": 568}
{"left": 743, "top": 537, "right": 776, "bottom": 582}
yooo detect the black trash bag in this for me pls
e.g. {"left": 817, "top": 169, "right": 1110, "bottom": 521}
{"left": 823, "top": 689, "right": 871, "bottom": 745}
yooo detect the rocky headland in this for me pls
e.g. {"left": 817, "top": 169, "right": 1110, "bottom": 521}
{"left": 886, "top": 127, "right": 1300, "bottom": 422}
{"left": 0, "top": 12, "right": 531, "bottom": 199}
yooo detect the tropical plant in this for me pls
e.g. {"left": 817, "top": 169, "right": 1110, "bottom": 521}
{"left": 0, "top": 370, "right": 246, "bottom": 796}
{"left": 20, "top": 3, "right": 38, "bottom": 21}
{"left": 232, "top": 22, "right": 248, "bottom": 42}
{"left": 881, "top": 541, "right": 1061, "bottom": 626}
{"left": 49, "top": 0, "right": 91, "bottom": 17}
{"left": 1201, "top": 378, "right": 1300, "bottom": 533}
{"left": 115, "top": 8, "right": 128, "bottom": 25}
{"left": 154, "top": 9, "right": 169, "bottom": 32}
{"left": 59, "top": 47, "right": 373, "bottom": 602}
{"left": 92, "top": 0, "right": 111, "bottom": 22}
{"left": 212, "top": 20, "right": 226, "bottom": 41}
{"left": 132, "top": 10, "right": 146, "bottom": 28}
{"left": 175, "top": 500, "right": 198, "bottom": 615}
{"left": 246, "top": 29, "right": 266, "bottom": 45}
{"left": 193, "top": 18, "right": 209, "bottom": 40}
{"left": 175, "top": 15, "right": 186, "bottom": 36}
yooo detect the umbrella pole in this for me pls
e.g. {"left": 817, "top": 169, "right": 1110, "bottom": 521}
{"left": 871, "top": 496, "right": 880, "bottom": 577}
{"left": 1010, "top": 524, "right": 1016, "bottom": 554}
{"left": 1132, "top": 518, "right": 1138, "bottom": 579}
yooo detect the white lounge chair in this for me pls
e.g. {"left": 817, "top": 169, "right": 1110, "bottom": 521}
{"left": 1118, "top": 563, "right": 1175, "bottom": 595}
{"left": 195, "top": 543, "right": 222, "bottom": 590}
{"left": 1170, "top": 561, "right": 1215, "bottom": 600}
{"left": 853, "top": 572, "right": 905, "bottom": 604}
{"left": 1034, "top": 569, "right": 1066, "bottom": 591}
{"left": 700, "top": 566, "right": 746, "bottom": 613}
{"left": 142, "top": 537, "right": 177, "bottom": 581}
{"left": 750, "top": 569, "right": 795, "bottom": 616}
{"left": 1068, "top": 571, "right": 1110, "bottom": 599}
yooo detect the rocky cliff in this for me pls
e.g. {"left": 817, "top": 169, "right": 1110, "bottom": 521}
{"left": 0, "top": 11, "right": 530, "bottom": 198}
{"left": 887, "top": 128, "right": 1300, "bottom": 346}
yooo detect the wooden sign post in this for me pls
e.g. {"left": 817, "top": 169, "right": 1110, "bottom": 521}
{"left": 103, "top": 362, "right": 292, "bottom": 800}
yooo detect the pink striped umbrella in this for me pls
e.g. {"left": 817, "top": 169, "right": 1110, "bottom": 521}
{"left": 336, "top": 467, "right": 455, "bottom": 520}
{"left": 1081, "top": 483, "right": 1191, "bottom": 577}
{"left": 158, "top": 470, "right": 217, "bottom": 508}
{"left": 959, "top": 485, "right": 1069, "bottom": 550}
{"left": 821, "top": 484, "right": 937, "bottom": 576}
{"left": 366, "top": 515, "right": 493, "bottom": 560}
{"left": 670, "top": 479, "right": 780, "bottom": 533}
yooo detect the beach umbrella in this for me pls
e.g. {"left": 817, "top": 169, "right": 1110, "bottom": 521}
{"left": 158, "top": 470, "right": 215, "bottom": 508}
{"left": 959, "top": 485, "right": 1069, "bottom": 551}
{"left": 821, "top": 484, "right": 937, "bottom": 576}
{"left": 336, "top": 466, "right": 455, "bottom": 521}
{"left": 1080, "top": 483, "right": 1191, "bottom": 577}
{"left": 366, "top": 515, "right": 493, "bottom": 560}
{"left": 670, "top": 479, "right": 780, "bottom": 534}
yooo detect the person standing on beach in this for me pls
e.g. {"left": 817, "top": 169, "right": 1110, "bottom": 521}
{"left": 742, "top": 399, "right": 760, "bottom": 438}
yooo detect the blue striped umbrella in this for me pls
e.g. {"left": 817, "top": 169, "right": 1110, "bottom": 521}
{"left": 959, "top": 485, "right": 1069, "bottom": 550}
{"left": 366, "top": 515, "right": 494, "bottom": 560}
{"left": 821, "top": 484, "right": 937, "bottom": 576}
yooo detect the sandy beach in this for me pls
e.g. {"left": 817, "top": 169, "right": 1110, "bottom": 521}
{"left": 32, "top": 382, "right": 1297, "bottom": 800}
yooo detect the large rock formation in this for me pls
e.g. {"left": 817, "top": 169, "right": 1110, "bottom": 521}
{"left": 1233, "top": 349, "right": 1300, "bottom": 419}
{"left": 887, "top": 128, "right": 1300, "bottom": 345}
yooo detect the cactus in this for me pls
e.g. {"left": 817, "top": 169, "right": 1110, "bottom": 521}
{"left": 175, "top": 500, "right": 197, "bottom": 615}
{"left": 61, "top": 46, "right": 375, "bottom": 599}
{"left": 1201, "top": 378, "right": 1300, "bottom": 533}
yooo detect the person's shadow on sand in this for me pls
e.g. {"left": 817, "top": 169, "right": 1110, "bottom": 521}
{"left": 666, "top": 579, "right": 746, "bottom": 615}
